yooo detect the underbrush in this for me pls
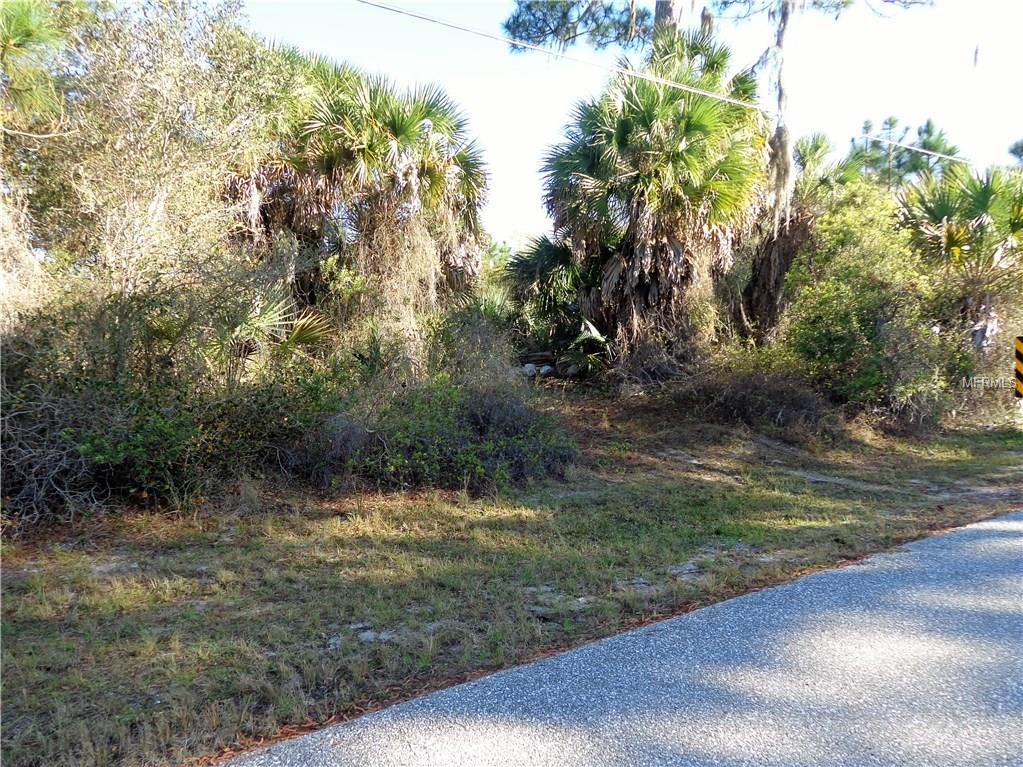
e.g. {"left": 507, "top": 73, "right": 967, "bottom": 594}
{"left": 2, "top": 302, "right": 573, "bottom": 533}
{"left": 662, "top": 352, "right": 843, "bottom": 443}
{"left": 1, "top": 364, "right": 349, "bottom": 528}
{"left": 353, "top": 379, "right": 575, "bottom": 492}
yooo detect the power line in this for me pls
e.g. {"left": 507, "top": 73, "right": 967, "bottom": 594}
{"left": 862, "top": 134, "right": 971, "bottom": 165}
{"left": 354, "top": 0, "right": 768, "bottom": 113}
{"left": 354, "top": 0, "right": 977, "bottom": 169}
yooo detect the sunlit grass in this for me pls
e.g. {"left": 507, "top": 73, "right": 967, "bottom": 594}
{"left": 2, "top": 402, "right": 1020, "bottom": 767}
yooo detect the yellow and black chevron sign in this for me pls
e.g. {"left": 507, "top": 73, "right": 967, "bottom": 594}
{"left": 1016, "top": 336, "right": 1023, "bottom": 398}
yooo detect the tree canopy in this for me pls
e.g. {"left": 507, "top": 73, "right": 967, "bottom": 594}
{"left": 503, "top": 0, "right": 654, "bottom": 51}
{"left": 853, "top": 117, "right": 961, "bottom": 187}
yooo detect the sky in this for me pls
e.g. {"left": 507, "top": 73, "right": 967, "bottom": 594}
{"left": 243, "top": 0, "right": 1023, "bottom": 247}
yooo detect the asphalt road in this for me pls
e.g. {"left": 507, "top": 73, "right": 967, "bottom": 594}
{"left": 229, "top": 511, "right": 1023, "bottom": 767}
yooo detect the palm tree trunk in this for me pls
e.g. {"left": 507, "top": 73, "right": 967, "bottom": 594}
{"left": 744, "top": 0, "right": 798, "bottom": 342}
{"left": 741, "top": 213, "right": 811, "bottom": 343}
{"left": 654, "top": 0, "right": 686, "bottom": 31}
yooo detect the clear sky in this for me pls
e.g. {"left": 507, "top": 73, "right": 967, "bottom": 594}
{"left": 243, "top": 0, "right": 1023, "bottom": 247}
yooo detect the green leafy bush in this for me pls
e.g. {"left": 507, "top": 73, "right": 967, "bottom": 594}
{"left": 353, "top": 378, "right": 575, "bottom": 492}
{"left": 780, "top": 182, "right": 967, "bottom": 428}
{"left": 2, "top": 361, "right": 353, "bottom": 524}
{"left": 74, "top": 399, "right": 198, "bottom": 501}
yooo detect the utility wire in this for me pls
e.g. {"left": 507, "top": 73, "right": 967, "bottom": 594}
{"left": 355, "top": 0, "right": 768, "bottom": 112}
{"left": 861, "top": 134, "right": 971, "bottom": 165}
{"left": 355, "top": 0, "right": 976, "bottom": 168}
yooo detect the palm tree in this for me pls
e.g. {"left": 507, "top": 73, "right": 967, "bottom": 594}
{"left": 543, "top": 28, "right": 765, "bottom": 362}
{"left": 507, "top": 235, "right": 599, "bottom": 348}
{"left": 900, "top": 166, "right": 1023, "bottom": 350}
{"left": 741, "top": 133, "right": 861, "bottom": 342}
{"left": 233, "top": 51, "right": 487, "bottom": 311}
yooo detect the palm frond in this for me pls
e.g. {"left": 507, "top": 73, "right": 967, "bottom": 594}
{"left": 279, "top": 309, "right": 333, "bottom": 353}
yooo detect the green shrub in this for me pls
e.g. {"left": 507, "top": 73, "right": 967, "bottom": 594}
{"left": 1, "top": 348, "right": 353, "bottom": 526}
{"left": 353, "top": 378, "right": 575, "bottom": 492}
{"left": 780, "top": 182, "right": 966, "bottom": 428}
{"left": 74, "top": 397, "right": 198, "bottom": 501}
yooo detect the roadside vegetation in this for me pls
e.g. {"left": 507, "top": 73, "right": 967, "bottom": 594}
{"left": 1, "top": 0, "right": 567, "bottom": 531}
{"left": 5, "top": 403, "right": 1020, "bottom": 766}
{"left": 2, "top": 1, "right": 1021, "bottom": 766}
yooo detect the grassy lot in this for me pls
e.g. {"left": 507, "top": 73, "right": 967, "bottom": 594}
{"left": 3, "top": 392, "right": 1021, "bottom": 767}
